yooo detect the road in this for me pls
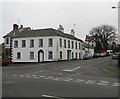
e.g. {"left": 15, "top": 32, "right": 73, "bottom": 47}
{"left": 2, "top": 57, "right": 119, "bottom": 98}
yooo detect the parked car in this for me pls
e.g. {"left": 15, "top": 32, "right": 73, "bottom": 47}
{"left": 93, "top": 53, "right": 100, "bottom": 58}
{"left": 99, "top": 53, "right": 106, "bottom": 57}
{"left": 112, "top": 52, "right": 120, "bottom": 59}
{"left": 83, "top": 53, "right": 93, "bottom": 60}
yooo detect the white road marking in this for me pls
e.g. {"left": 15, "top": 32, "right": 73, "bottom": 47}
{"left": 31, "top": 75, "right": 37, "bottom": 77}
{"left": 100, "top": 81, "right": 109, "bottom": 83}
{"left": 42, "top": 94, "right": 65, "bottom": 99}
{"left": 112, "top": 83, "right": 120, "bottom": 87}
{"left": 40, "top": 76, "right": 45, "bottom": 78}
{"left": 62, "top": 66, "right": 81, "bottom": 72}
{"left": 19, "top": 75, "right": 24, "bottom": 77}
{"left": 97, "top": 83, "right": 108, "bottom": 86}
{"left": 85, "top": 80, "right": 96, "bottom": 84}
{"left": 74, "top": 79, "right": 85, "bottom": 83}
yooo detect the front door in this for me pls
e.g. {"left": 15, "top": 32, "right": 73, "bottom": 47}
{"left": 38, "top": 50, "right": 44, "bottom": 62}
{"left": 67, "top": 50, "right": 71, "bottom": 60}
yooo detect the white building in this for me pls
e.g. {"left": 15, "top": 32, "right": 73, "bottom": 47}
{"left": 3, "top": 24, "right": 94, "bottom": 63}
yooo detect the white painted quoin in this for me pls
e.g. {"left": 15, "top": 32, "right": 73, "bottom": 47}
{"left": 3, "top": 24, "right": 94, "bottom": 63}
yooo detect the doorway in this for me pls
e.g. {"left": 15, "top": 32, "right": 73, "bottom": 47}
{"left": 38, "top": 50, "right": 44, "bottom": 62}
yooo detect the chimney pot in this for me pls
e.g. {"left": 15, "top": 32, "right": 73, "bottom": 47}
{"left": 13, "top": 24, "right": 19, "bottom": 30}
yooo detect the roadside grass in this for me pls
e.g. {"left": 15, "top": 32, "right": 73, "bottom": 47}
{"left": 101, "top": 59, "right": 120, "bottom": 77}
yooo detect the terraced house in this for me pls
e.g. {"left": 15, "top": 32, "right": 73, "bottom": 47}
{"left": 3, "top": 24, "right": 94, "bottom": 63}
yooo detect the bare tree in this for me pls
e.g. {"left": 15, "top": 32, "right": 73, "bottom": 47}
{"left": 89, "top": 25, "right": 117, "bottom": 51}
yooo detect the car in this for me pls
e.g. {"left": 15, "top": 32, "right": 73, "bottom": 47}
{"left": 93, "top": 53, "right": 100, "bottom": 58}
{"left": 83, "top": 53, "right": 93, "bottom": 60}
{"left": 112, "top": 52, "right": 120, "bottom": 59}
{"left": 99, "top": 53, "right": 106, "bottom": 57}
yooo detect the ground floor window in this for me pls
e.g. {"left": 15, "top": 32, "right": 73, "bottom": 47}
{"left": 30, "top": 52, "right": 34, "bottom": 59}
{"left": 72, "top": 52, "right": 74, "bottom": 59}
{"left": 76, "top": 52, "right": 77, "bottom": 59}
{"left": 60, "top": 51, "right": 62, "bottom": 59}
{"left": 17, "top": 52, "right": 21, "bottom": 59}
{"left": 48, "top": 51, "right": 53, "bottom": 59}
{"left": 79, "top": 53, "right": 81, "bottom": 59}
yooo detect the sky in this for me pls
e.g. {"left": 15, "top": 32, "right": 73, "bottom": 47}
{"left": 0, "top": 0, "right": 119, "bottom": 43}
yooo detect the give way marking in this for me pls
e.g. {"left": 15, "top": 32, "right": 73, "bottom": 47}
{"left": 62, "top": 66, "right": 81, "bottom": 72}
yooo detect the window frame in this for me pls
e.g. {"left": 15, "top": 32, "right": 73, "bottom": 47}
{"left": 39, "top": 39, "right": 43, "bottom": 47}
{"left": 14, "top": 40, "right": 18, "bottom": 48}
{"left": 30, "top": 39, "right": 34, "bottom": 48}
{"left": 22, "top": 40, "right": 26, "bottom": 48}
{"left": 30, "top": 52, "right": 34, "bottom": 59}
{"left": 17, "top": 52, "right": 21, "bottom": 59}
{"left": 48, "top": 51, "right": 53, "bottom": 59}
{"left": 48, "top": 38, "right": 53, "bottom": 47}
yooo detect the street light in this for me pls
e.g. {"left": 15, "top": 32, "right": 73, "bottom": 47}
{"left": 112, "top": 6, "right": 120, "bottom": 9}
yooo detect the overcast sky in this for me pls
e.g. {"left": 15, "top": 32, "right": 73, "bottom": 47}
{"left": 0, "top": 0, "right": 119, "bottom": 43}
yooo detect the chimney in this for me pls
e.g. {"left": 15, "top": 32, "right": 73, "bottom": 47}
{"left": 13, "top": 24, "right": 19, "bottom": 30}
{"left": 19, "top": 25, "right": 23, "bottom": 29}
{"left": 58, "top": 25, "right": 64, "bottom": 32}
{"left": 70, "top": 29, "right": 75, "bottom": 36}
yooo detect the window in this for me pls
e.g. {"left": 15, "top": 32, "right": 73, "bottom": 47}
{"left": 72, "top": 41, "right": 74, "bottom": 49}
{"left": 79, "top": 43, "right": 81, "bottom": 49}
{"left": 17, "top": 52, "right": 21, "bottom": 59}
{"left": 60, "top": 51, "right": 62, "bottom": 59}
{"left": 72, "top": 52, "right": 74, "bottom": 59}
{"left": 30, "top": 52, "right": 34, "bottom": 59}
{"left": 30, "top": 39, "right": 34, "bottom": 47}
{"left": 48, "top": 38, "right": 53, "bottom": 47}
{"left": 6, "top": 38, "right": 9, "bottom": 44}
{"left": 39, "top": 39, "right": 43, "bottom": 47}
{"left": 5, "top": 49, "right": 8, "bottom": 56}
{"left": 75, "top": 42, "right": 77, "bottom": 49}
{"left": 60, "top": 38, "right": 62, "bottom": 47}
{"left": 14, "top": 40, "right": 18, "bottom": 48}
{"left": 48, "top": 51, "right": 53, "bottom": 59}
{"left": 22, "top": 40, "right": 26, "bottom": 48}
{"left": 79, "top": 53, "right": 81, "bottom": 59}
{"left": 92, "top": 44, "right": 94, "bottom": 47}
{"left": 68, "top": 40, "right": 70, "bottom": 48}
{"left": 76, "top": 52, "right": 77, "bottom": 59}
{"left": 64, "top": 39, "right": 66, "bottom": 48}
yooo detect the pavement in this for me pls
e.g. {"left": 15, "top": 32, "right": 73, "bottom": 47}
{"left": 2, "top": 57, "right": 119, "bottom": 98}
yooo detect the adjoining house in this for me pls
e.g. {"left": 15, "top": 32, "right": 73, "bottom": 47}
{"left": 3, "top": 24, "right": 94, "bottom": 63}
{"left": 85, "top": 35, "right": 96, "bottom": 48}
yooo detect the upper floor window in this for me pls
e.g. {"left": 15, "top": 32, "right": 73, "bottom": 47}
{"left": 48, "top": 38, "right": 53, "bottom": 47}
{"left": 30, "top": 52, "right": 34, "bottom": 59}
{"left": 60, "top": 38, "right": 62, "bottom": 47}
{"left": 22, "top": 40, "right": 26, "bottom": 48}
{"left": 72, "top": 41, "right": 74, "bottom": 49}
{"left": 75, "top": 42, "right": 77, "bottom": 49}
{"left": 60, "top": 51, "right": 62, "bottom": 59}
{"left": 39, "top": 39, "right": 43, "bottom": 47}
{"left": 64, "top": 39, "right": 66, "bottom": 48}
{"left": 17, "top": 52, "right": 21, "bottom": 59}
{"left": 48, "top": 51, "right": 53, "bottom": 59}
{"left": 30, "top": 39, "right": 34, "bottom": 48}
{"left": 6, "top": 38, "right": 9, "bottom": 44}
{"left": 68, "top": 40, "right": 70, "bottom": 48}
{"left": 14, "top": 40, "right": 18, "bottom": 48}
{"left": 79, "top": 43, "right": 81, "bottom": 49}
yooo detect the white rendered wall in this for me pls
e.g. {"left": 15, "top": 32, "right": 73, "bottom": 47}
{"left": 12, "top": 36, "right": 83, "bottom": 62}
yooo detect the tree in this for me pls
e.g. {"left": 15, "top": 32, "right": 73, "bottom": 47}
{"left": 89, "top": 25, "right": 117, "bottom": 51}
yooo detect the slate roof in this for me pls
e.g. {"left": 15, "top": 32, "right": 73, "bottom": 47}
{"left": 3, "top": 28, "right": 83, "bottom": 42}
{"left": 85, "top": 35, "right": 94, "bottom": 41}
